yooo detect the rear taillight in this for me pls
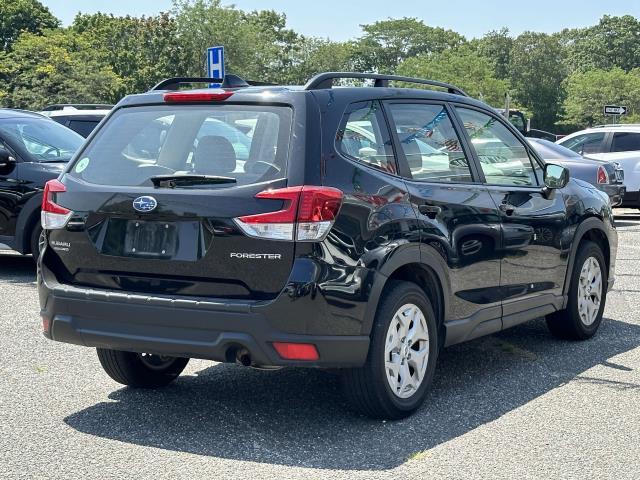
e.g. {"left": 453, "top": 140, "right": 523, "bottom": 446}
{"left": 597, "top": 166, "right": 609, "bottom": 184}
{"left": 41, "top": 179, "right": 73, "bottom": 230}
{"left": 163, "top": 91, "right": 233, "bottom": 102}
{"left": 234, "top": 186, "right": 343, "bottom": 241}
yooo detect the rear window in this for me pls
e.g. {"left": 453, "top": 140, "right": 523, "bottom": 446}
{"left": 67, "top": 120, "right": 100, "bottom": 138}
{"left": 68, "top": 105, "right": 292, "bottom": 187}
{"left": 611, "top": 132, "right": 640, "bottom": 152}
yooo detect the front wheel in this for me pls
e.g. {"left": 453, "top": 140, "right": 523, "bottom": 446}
{"left": 96, "top": 348, "right": 189, "bottom": 388}
{"left": 546, "top": 241, "right": 607, "bottom": 340}
{"left": 342, "top": 280, "right": 438, "bottom": 419}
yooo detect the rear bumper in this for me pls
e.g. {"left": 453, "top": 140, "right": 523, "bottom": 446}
{"left": 38, "top": 266, "right": 371, "bottom": 368}
{"left": 599, "top": 184, "right": 625, "bottom": 207}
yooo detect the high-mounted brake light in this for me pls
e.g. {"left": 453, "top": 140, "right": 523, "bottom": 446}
{"left": 233, "top": 186, "right": 343, "bottom": 241}
{"left": 272, "top": 342, "right": 319, "bottom": 361}
{"left": 41, "top": 179, "right": 73, "bottom": 230}
{"left": 597, "top": 166, "right": 609, "bottom": 184}
{"left": 163, "top": 91, "right": 234, "bottom": 103}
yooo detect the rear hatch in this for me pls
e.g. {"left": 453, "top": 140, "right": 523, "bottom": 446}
{"left": 44, "top": 100, "right": 297, "bottom": 300}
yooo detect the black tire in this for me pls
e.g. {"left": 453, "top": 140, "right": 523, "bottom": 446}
{"left": 29, "top": 221, "right": 43, "bottom": 261}
{"left": 342, "top": 280, "right": 439, "bottom": 419}
{"left": 546, "top": 241, "right": 607, "bottom": 340}
{"left": 96, "top": 348, "right": 189, "bottom": 388}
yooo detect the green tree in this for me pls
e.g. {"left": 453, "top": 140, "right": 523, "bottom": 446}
{"left": 563, "top": 15, "right": 640, "bottom": 73}
{"left": 561, "top": 68, "right": 640, "bottom": 128}
{"left": 509, "top": 32, "right": 567, "bottom": 131}
{"left": 72, "top": 12, "right": 182, "bottom": 96}
{"left": 172, "top": 0, "right": 301, "bottom": 83}
{"left": 397, "top": 45, "right": 509, "bottom": 106}
{"left": 0, "top": 0, "right": 59, "bottom": 51}
{"left": 476, "top": 28, "right": 513, "bottom": 79}
{"left": 352, "top": 18, "right": 465, "bottom": 73}
{"left": 286, "top": 38, "right": 355, "bottom": 84}
{"left": 0, "top": 29, "right": 121, "bottom": 109}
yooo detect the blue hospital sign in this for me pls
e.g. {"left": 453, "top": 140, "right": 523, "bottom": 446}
{"left": 207, "top": 46, "right": 225, "bottom": 81}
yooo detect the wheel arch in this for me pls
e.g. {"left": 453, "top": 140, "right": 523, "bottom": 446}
{"left": 15, "top": 193, "right": 42, "bottom": 254}
{"left": 564, "top": 216, "right": 611, "bottom": 297}
{"left": 362, "top": 244, "right": 451, "bottom": 349}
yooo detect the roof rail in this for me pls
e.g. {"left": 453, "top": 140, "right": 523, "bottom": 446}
{"left": 150, "top": 74, "right": 271, "bottom": 91}
{"left": 303, "top": 72, "right": 468, "bottom": 96}
{"left": 42, "top": 104, "right": 114, "bottom": 111}
{"left": 592, "top": 124, "right": 640, "bottom": 128}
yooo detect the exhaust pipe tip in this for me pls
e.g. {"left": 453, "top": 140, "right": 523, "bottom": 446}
{"left": 236, "top": 348, "right": 252, "bottom": 367}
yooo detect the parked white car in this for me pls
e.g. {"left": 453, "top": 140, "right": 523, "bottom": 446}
{"left": 557, "top": 125, "right": 640, "bottom": 208}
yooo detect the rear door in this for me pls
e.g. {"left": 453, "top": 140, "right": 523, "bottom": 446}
{"left": 46, "top": 103, "right": 296, "bottom": 300}
{"left": 454, "top": 106, "right": 569, "bottom": 326}
{"left": 383, "top": 100, "right": 503, "bottom": 339}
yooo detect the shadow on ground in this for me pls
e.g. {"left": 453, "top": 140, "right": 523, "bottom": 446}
{"left": 0, "top": 254, "right": 36, "bottom": 283}
{"left": 64, "top": 317, "right": 640, "bottom": 470}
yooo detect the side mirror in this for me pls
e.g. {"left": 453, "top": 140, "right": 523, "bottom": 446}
{"left": 0, "top": 148, "right": 16, "bottom": 174}
{"left": 544, "top": 163, "right": 569, "bottom": 189}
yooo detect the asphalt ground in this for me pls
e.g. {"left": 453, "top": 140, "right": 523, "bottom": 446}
{"left": 1, "top": 211, "right": 639, "bottom": 479}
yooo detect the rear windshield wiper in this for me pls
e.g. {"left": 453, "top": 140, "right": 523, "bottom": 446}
{"left": 150, "top": 174, "right": 237, "bottom": 188}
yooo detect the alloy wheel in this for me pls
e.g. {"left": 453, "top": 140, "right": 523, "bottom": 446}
{"left": 384, "top": 303, "right": 430, "bottom": 399}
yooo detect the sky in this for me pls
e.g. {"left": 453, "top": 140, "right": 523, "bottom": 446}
{"left": 42, "top": 0, "right": 640, "bottom": 40}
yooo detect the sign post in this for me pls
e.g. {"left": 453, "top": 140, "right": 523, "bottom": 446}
{"left": 604, "top": 105, "right": 628, "bottom": 125}
{"left": 207, "top": 46, "right": 225, "bottom": 86}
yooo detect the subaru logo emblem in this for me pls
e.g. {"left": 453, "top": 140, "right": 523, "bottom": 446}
{"left": 133, "top": 196, "right": 157, "bottom": 213}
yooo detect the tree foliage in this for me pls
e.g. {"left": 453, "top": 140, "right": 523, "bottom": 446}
{"left": 561, "top": 68, "right": 640, "bottom": 127}
{"left": 352, "top": 18, "right": 465, "bottom": 73}
{"left": 0, "top": 0, "right": 59, "bottom": 51}
{"left": 563, "top": 15, "right": 640, "bottom": 73}
{"left": 509, "top": 32, "right": 567, "bottom": 131}
{"left": 1, "top": 0, "right": 640, "bottom": 132}
{"left": 72, "top": 12, "right": 183, "bottom": 96}
{"left": 397, "top": 45, "right": 509, "bottom": 106}
{"left": 0, "top": 30, "right": 121, "bottom": 109}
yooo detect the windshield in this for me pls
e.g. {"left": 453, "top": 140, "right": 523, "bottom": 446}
{"left": 0, "top": 117, "right": 83, "bottom": 162}
{"left": 68, "top": 104, "right": 292, "bottom": 187}
{"left": 529, "top": 138, "right": 582, "bottom": 160}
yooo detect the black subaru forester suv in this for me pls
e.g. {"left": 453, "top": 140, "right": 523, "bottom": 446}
{"left": 38, "top": 73, "right": 617, "bottom": 419}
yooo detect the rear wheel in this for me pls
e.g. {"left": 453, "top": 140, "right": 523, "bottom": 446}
{"left": 96, "top": 348, "right": 189, "bottom": 388}
{"left": 342, "top": 281, "right": 438, "bottom": 419}
{"left": 546, "top": 241, "right": 607, "bottom": 340}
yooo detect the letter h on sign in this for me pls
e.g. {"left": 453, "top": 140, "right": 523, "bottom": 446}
{"left": 207, "top": 46, "right": 225, "bottom": 85}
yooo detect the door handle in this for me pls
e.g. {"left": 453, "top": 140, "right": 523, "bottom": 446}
{"left": 418, "top": 204, "right": 441, "bottom": 219}
{"left": 499, "top": 203, "right": 516, "bottom": 216}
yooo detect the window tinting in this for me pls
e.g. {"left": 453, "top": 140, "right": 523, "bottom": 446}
{"left": 456, "top": 108, "right": 539, "bottom": 186}
{"left": 611, "top": 132, "right": 640, "bottom": 152}
{"left": 68, "top": 105, "right": 292, "bottom": 187}
{"left": 337, "top": 101, "right": 396, "bottom": 174}
{"left": 68, "top": 120, "right": 100, "bottom": 138}
{"left": 388, "top": 103, "right": 473, "bottom": 183}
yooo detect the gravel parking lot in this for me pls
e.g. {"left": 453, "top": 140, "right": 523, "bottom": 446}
{"left": 1, "top": 212, "right": 639, "bottom": 480}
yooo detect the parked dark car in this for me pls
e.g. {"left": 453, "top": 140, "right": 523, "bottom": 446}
{"left": 0, "top": 109, "right": 84, "bottom": 256}
{"left": 528, "top": 138, "right": 626, "bottom": 206}
{"left": 39, "top": 73, "right": 617, "bottom": 419}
